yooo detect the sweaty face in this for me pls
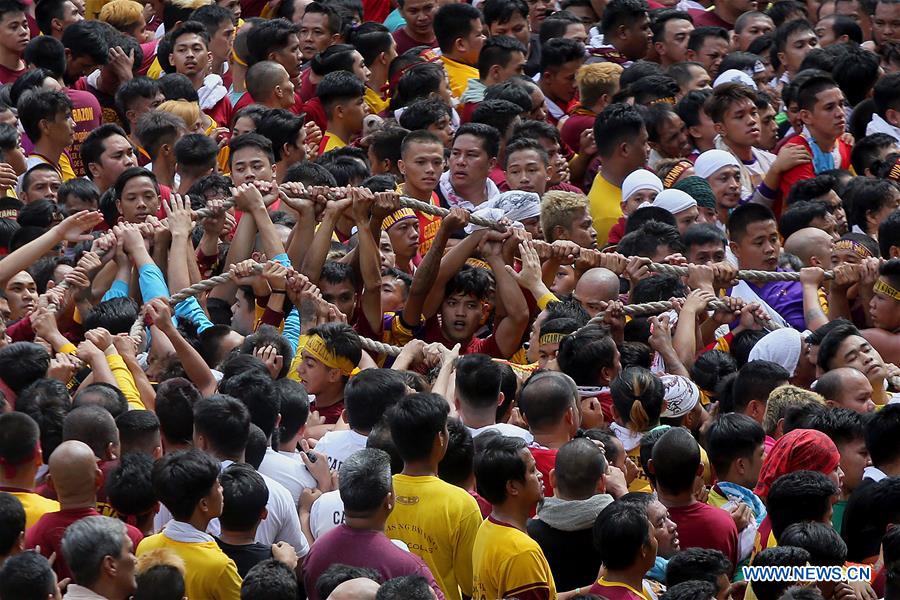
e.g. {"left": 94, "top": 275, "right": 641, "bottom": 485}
{"left": 834, "top": 334, "right": 888, "bottom": 382}
{"left": 440, "top": 292, "right": 485, "bottom": 343}
{"left": 505, "top": 149, "right": 549, "bottom": 196}
{"left": 93, "top": 135, "right": 137, "bottom": 192}
{"left": 731, "top": 218, "right": 780, "bottom": 271}
{"left": 623, "top": 14, "right": 652, "bottom": 60}
{"left": 381, "top": 276, "right": 407, "bottom": 313}
{"left": 117, "top": 175, "right": 160, "bottom": 223}
{"left": 833, "top": 370, "right": 876, "bottom": 413}
{"left": 296, "top": 353, "right": 334, "bottom": 394}
{"left": 869, "top": 277, "right": 900, "bottom": 331}
{"left": 320, "top": 279, "right": 357, "bottom": 319}
{"left": 802, "top": 86, "right": 846, "bottom": 141}
{"left": 567, "top": 207, "right": 598, "bottom": 249}
{"left": 545, "top": 58, "right": 584, "bottom": 104}
{"left": 694, "top": 36, "right": 728, "bottom": 78}
{"left": 449, "top": 134, "right": 493, "bottom": 190}
{"left": 387, "top": 218, "right": 420, "bottom": 260}
{"left": 4, "top": 271, "right": 38, "bottom": 320}
{"left": 707, "top": 166, "right": 741, "bottom": 210}
{"left": 230, "top": 146, "right": 275, "bottom": 186}
{"left": 23, "top": 169, "right": 62, "bottom": 203}
{"left": 170, "top": 32, "right": 209, "bottom": 77}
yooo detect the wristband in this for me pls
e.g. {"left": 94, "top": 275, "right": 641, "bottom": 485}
{"left": 270, "top": 289, "right": 287, "bottom": 295}
{"left": 536, "top": 291, "right": 559, "bottom": 310}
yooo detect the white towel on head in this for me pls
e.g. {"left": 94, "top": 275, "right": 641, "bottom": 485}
{"left": 621, "top": 169, "right": 663, "bottom": 203}
{"left": 748, "top": 327, "right": 804, "bottom": 376}
{"left": 694, "top": 149, "right": 741, "bottom": 179}
{"left": 714, "top": 69, "right": 757, "bottom": 90}
{"left": 660, "top": 374, "right": 700, "bottom": 418}
{"left": 651, "top": 189, "right": 697, "bottom": 215}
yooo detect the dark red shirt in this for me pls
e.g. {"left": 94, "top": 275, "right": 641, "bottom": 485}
{"left": 392, "top": 27, "right": 438, "bottom": 56}
{"left": 312, "top": 399, "right": 345, "bottom": 424}
{"left": 26, "top": 507, "right": 143, "bottom": 581}
{"left": 689, "top": 8, "right": 734, "bottom": 29}
{"left": 668, "top": 501, "right": 739, "bottom": 572}
{"left": 560, "top": 110, "right": 595, "bottom": 155}
{"left": 529, "top": 446, "right": 557, "bottom": 498}
{"left": 417, "top": 315, "right": 504, "bottom": 358}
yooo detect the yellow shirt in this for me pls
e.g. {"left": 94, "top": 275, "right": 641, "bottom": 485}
{"left": 441, "top": 55, "right": 479, "bottom": 99}
{"left": 321, "top": 131, "right": 347, "bottom": 155}
{"left": 384, "top": 474, "right": 483, "bottom": 600}
{"left": 106, "top": 354, "right": 144, "bottom": 410}
{"left": 137, "top": 534, "right": 242, "bottom": 600}
{"left": 587, "top": 171, "right": 622, "bottom": 247}
{"left": 472, "top": 517, "right": 557, "bottom": 600}
{"left": 364, "top": 86, "right": 389, "bottom": 115}
{"left": 147, "top": 57, "right": 162, "bottom": 80}
{"left": 8, "top": 491, "right": 60, "bottom": 530}
{"left": 27, "top": 153, "right": 76, "bottom": 182}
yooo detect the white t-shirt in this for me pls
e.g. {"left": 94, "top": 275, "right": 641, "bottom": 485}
{"left": 313, "top": 430, "right": 369, "bottom": 472}
{"left": 308, "top": 490, "right": 411, "bottom": 552}
{"left": 466, "top": 422, "right": 534, "bottom": 444}
{"left": 259, "top": 447, "right": 317, "bottom": 504}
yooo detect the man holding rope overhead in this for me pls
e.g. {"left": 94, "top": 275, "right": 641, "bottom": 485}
{"left": 2, "top": 11, "right": 900, "bottom": 598}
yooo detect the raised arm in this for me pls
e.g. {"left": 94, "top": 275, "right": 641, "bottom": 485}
{"left": 401, "top": 208, "right": 470, "bottom": 327}
{"left": 481, "top": 235, "right": 529, "bottom": 358}
{"left": 146, "top": 297, "right": 217, "bottom": 396}
{"left": 0, "top": 210, "right": 103, "bottom": 287}
{"left": 349, "top": 188, "right": 384, "bottom": 335}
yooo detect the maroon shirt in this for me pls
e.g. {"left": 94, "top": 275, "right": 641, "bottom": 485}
{"left": 26, "top": 507, "right": 143, "bottom": 581}
{"left": 392, "top": 27, "right": 438, "bottom": 56}
{"left": 302, "top": 524, "right": 445, "bottom": 600}
{"left": 311, "top": 399, "right": 345, "bottom": 424}
{"left": 667, "top": 501, "right": 739, "bottom": 571}
{"left": 689, "top": 9, "right": 733, "bottom": 29}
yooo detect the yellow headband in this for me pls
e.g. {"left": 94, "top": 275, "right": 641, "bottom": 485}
{"left": 833, "top": 239, "right": 873, "bottom": 259}
{"left": 303, "top": 334, "right": 360, "bottom": 377}
{"left": 889, "top": 161, "right": 900, "bottom": 183}
{"left": 465, "top": 258, "right": 492, "bottom": 272}
{"left": 231, "top": 49, "right": 247, "bottom": 67}
{"left": 875, "top": 278, "right": 900, "bottom": 302}
{"left": 539, "top": 332, "right": 567, "bottom": 345}
{"left": 382, "top": 208, "right": 416, "bottom": 230}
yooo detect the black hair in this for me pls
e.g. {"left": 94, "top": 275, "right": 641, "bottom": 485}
{"left": 444, "top": 264, "right": 495, "bottom": 301}
{"left": 190, "top": 4, "right": 233, "bottom": 37}
{"left": 391, "top": 62, "right": 446, "bottom": 112}
{"left": 115, "top": 409, "right": 160, "bottom": 454}
{"left": 478, "top": 36, "right": 528, "bottom": 79}
{"left": 650, "top": 426, "right": 700, "bottom": 493}
{"left": 151, "top": 448, "right": 221, "bottom": 521}
{"left": 455, "top": 354, "right": 503, "bottom": 412}
{"left": 82, "top": 296, "right": 140, "bottom": 335}
{"left": 650, "top": 8, "right": 693, "bottom": 42}
{"left": 113, "top": 77, "right": 161, "bottom": 133}
{"left": 687, "top": 25, "right": 729, "bottom": 52}
{"left": 666, "top": 547, "right": 732, "bottom": 588}
{"left": 554, "top": 437, "right": 607, "bottom": 498}
{"left": 557, "top": 324, "right": 619, "bottom": 386}
{"left": 0, "top": 343, "right": 51, "bottom": 394}
{"left": 0, "top": 551, "right": 57, "bottom": 600}
{"left": 105, "top": 451, "right": 156, "bottom": 517}
{"left": 749, "top": 546, "right": 812, "bottom": 600}
{"left": 317, "top": 70, "right": 366, "bottom": 116}
{"left": 661, "top": 581, "right": 718, "bottom": 600}
{"left": 23, "top": 37, "right": 66, "bottom": 79}
{"left": 16, "top": 89, "right": 72, "bottom": 144}
{"left": 726, "top": 360, "right": 791, "bottom": 414}
{"left": 375, "top": 575, "right": 434, "bottom": 600}
{"left": 727, "top": 202, "right": 777, "bottom": 244}
{"left": 785, "top": 173, "right": 837, "bottom": 206}
{"left": 874, "top": 72, "right": 900, "bottom": 121}
{"left": 61, "top": 19, "right": 110, "bottom": 68}
{"left": 369, "top": 126, "right": 409, "bottom": 167}
{"left": 601, "top": 0, "right": 649, "bottom": 34}
{"left": 770, "top": 470, "right": 840, "bottom": 540}
{"left": 610, "top": 366, "right": 663, "bottom": 431}
{"left": 345, "top": 368, "right": 407, "bottom": 433}
{"left": 270, "top": 380, "right": 308, "bottom": 447}
{"left": 454, "top": 122, "right": 501, "bottom": 159}
{"left": 794, "top": 69, "right": 839, "bottom": 111}
{"left": 682, "top": 223, "right": 727, "bottom": 252}
{"left": 315, "top": 564, "right": 382, "bottom": 600}
{"left": 625, "top": 206, "right": 678, "bottom": 233}
{"left": 0, "top": 491, "right": 25, "bottom": 556}
{"left": 80, "top": 124, "right": 129, "bottom": 181}
{"left": 852, "top": 133, "right": 898, "bottom": 176}
{"left": 618, "top": 220, "right": 684, "bottom": 258}
{"left": 155, "top": 378, "right": 200, "bottom": 447}
{"left": 283, "top": 161, "right": 339, "bottom": 187}
{"left": 540, "top": 38, "right": 585, "bottom": 73}
{"left": 62, "top": 405, "right": 119, "bottom": 460}
{"left": 220, "top": 462, "right": 269, "bottom": 531}
{"left": 471, "top": 99, "right": 523, "bottom": 140}
{"left": 397, "top": 97, "right": 451, "bottom": 131}
{"left": 594, "top": 102, "right": 646, "bottom": 158}
{"left": 484, "top": 79, "right": 534, "bottom": 114}
{"left": 135, "top": 564, "right": 185, "bottom": 600}
{"left": 241, "top": 559, "right": 298, "bottom": 600}
{"left": 593, "top": 502, "right": 652, "bottom": 570}
{"left": 438, "top": 417, "right": 475, "bottom": 487}
{"left": 245, "top": 17, "right": 299, "bottom": 65}
{"left": 482, "top": 0, "right": 529, "bottom": 27}
{"left": 309, "top": 43, "right": 359, "bottom": 77}
{"left": 432, "top": 3, "right": 482, "bottom": 54}
{"left": 844, "top": 177, "right": 899, "bottom": 235}
{"left": 706, "top": 413, "right": 765, "bottom": 479}
{"left": 675, "top": 88, "right": 712, "bottom": 131}
{"left": 228, "top": 132, "right": 275, "bottom": 166}
{"left": 779, "top": 521, "right": 847, "bottom": 566}
{"left": 473, "top": 433, "right": 528, "bottom": 504}
{"left": 865, "top": 403, "right": 900, "bottom": 467}
{"left": 779, "top": 200, "right": 831, "bottom": 239}
{"left": 193, "top": 394, "right": 250, "bottom": 458}
{"left": 879, "top": 210, "right": 900, "bottom": 257}
{"left": 386, "top": 392, "right": 448, "bottom": 463}
{"left": 35, "top": 0, "right": 70, "bottom": 35}
{"left": 630, "top": 74, "right": 680, "bottom": 106}
{"left": 539, "top": 11, "right": 584, "bottom": 45}
{"left": 834, "top": 43, "right": 879, "bottom": 106}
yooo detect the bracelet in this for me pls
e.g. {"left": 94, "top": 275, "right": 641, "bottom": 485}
{"left": 270, "top": 289, "right": 287, "bottom": 295}
{"left": 536, "top": 291, "right": 559, "bottom": 310}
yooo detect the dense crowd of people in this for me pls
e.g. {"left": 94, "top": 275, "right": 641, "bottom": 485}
{"left": 0, "top": 0, "right": 899, "bottom": 597}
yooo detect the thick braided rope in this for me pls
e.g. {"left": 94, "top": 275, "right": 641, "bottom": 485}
{"left": 587, "top": 298, "right": 732, "bottom": 326}
{"left": 647, "top": 261, "right": 834, "bottom": 282}
{"left": 129, "top": 263, "right": 404, "bottom": 356}
{"left": 397, "top": 195, "right": 505, "bottom": 230}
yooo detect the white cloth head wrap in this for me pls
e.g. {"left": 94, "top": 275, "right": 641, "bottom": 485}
{"left": 621, "top": 169, "right": 663, "bottom": 203}
{"left": 748, "top": 328, "right": 804, "bottom": 377}
{"left": 660, "top": 374, "right": 700, "bottom": 418}
{"left": 694, "top": 149, "right": 741, "bottom": 179}
{"left": 651, "top": 189, "right": 697, "bottom": 215}
{"left": 713, "top": 69, "right": 757, "bottom": 90}
{"left": 464, "top": 190, "right": 539, "bottom": 233}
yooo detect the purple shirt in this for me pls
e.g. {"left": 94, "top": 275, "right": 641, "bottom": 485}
{"left": 302, "top": 524, "right": 445, "bottom": 600}
{"left": 748, "top": 276, "right": 806, "bottom": 330}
